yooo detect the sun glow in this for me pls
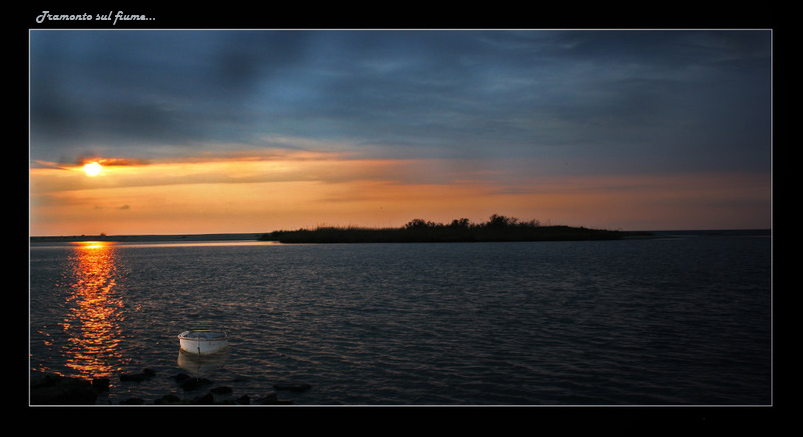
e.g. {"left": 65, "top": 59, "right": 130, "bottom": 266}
{"left": 28, "top": 152, "right": 772, "bottom": 236}
{"left": 83, "top": 162, "right": 102, "bottom": 177}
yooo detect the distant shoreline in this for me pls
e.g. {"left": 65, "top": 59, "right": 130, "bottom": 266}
{"left": 29, "top": 228, "right": 770, "bottom": 244}
{"left": 30, "top": 233, "right": 267, "bottom": 243}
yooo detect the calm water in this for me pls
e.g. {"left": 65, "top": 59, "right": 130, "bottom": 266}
{"left": 29, "top": 233, "right": 772, "bottom": 405}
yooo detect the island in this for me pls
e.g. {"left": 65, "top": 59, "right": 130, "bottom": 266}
{"left": 261, "top": 215, "right": 652, "bottom": 244}
{"left": 30, "top": 215, "right": 655, "bottom": 245}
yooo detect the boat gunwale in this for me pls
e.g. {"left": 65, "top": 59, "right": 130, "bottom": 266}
{"left": 178, "top": 330, "right": 228, "bottom": 341}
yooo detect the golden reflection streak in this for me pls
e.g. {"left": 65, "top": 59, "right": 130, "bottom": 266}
{"left": 60, "top": 241, "right": 127, "bottom": 378}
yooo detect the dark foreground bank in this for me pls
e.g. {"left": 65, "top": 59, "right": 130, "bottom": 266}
{"left": 30, "top": 371, "right": 305, "bottom": 405}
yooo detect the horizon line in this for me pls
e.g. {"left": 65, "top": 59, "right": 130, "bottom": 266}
{"left": 30, "top": 227, "right": 772, "bottom": 240}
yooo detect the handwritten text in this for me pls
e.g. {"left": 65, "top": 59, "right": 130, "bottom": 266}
{"left": 36, "top": 11, "right": 154, "bottom": 25}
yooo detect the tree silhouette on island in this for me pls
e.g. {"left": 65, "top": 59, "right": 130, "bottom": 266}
{"left": 263, "top": 214, "right": 650, "bottom": 244}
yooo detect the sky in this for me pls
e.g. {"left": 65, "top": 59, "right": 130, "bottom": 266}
{"left": 29, "top": 29, "right": 772, "bottom": 236}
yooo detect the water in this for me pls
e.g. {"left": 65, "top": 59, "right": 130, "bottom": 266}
{"left": 29, "top": 233, "right": 772, "bottom": 405}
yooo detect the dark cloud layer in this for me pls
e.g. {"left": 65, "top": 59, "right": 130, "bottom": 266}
{"left": 30, "top": 30, "right": 771, "bottom": 174}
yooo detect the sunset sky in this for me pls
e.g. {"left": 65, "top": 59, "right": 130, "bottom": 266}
{"left": 29, "top": 29, "right": 772, "bottom": 236}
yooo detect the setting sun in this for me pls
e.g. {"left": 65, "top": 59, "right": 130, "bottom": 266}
{"left": 84, "top": 162, "right": 102, "bottom": 177}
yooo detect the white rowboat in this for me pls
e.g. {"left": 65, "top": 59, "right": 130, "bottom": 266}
{"left": 178, "top": 330, "right": 228, "bottom": 355}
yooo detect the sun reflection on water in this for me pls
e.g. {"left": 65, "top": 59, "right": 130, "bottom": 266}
{"left": 60, "top": 241, "right": 128, "bottom": 378}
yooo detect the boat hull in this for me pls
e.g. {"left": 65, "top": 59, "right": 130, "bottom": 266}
{"left": 178, "top": 349, "right": 229, "bottom": 377}
{"left": 178, "top": 330, "right": 228, "bottom": 355}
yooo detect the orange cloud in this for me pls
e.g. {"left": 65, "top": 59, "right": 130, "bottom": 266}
{"left": 29, "top": 151, "right": 771, "bottom": 236}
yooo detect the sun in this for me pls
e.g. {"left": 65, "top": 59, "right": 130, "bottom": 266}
{"left": 84, "top": 162, "right": 103, "bottom": 176}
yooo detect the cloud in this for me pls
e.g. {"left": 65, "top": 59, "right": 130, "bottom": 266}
{"left": 29, "top": 30, "right": 772, "bottom": 184}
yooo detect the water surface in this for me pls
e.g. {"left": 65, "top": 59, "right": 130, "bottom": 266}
{"left": 29, "top": 234, "right": 772, "bottom": 405}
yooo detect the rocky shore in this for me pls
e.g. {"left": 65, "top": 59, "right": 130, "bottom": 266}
{"left": 30, "top": 370, "right": 309, "bottom": 405}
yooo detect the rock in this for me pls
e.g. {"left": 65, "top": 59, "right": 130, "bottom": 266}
{"left": 120, "top": 369, "right": 156, "bottom": 383}
{"left": 174, "top": 373, "right": 191, "bottom": 383}
{"left": 257, "top": 392, "right": 293, "bottom": 405}
{"left": 30, "top": 374, "right": 98, "bottom": 405}
{"left": 120, "top": 397, "right": 145, "bottom": 405}
{"left": 210, "top": 386, "right": 233, "bottom": 395}
{"left": 215, "top": 399, "right": 237, "bottom": 405}
{"left": 261, "top": 392, "right": 278, "bottom": 402}
{"left": 154, "top": 394, "right": 182, "bottom": 405}
{"left": 92, "top": 378, "right": 110, "bottom": 392}
{"left": 181, "top": 377, "right": 212, "bottom": 391}
{"left": 235, "top": 395, "right": 250, "bottom": 405}
{"left": 191, "top": 392, "right": 215, "bottom": 404}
